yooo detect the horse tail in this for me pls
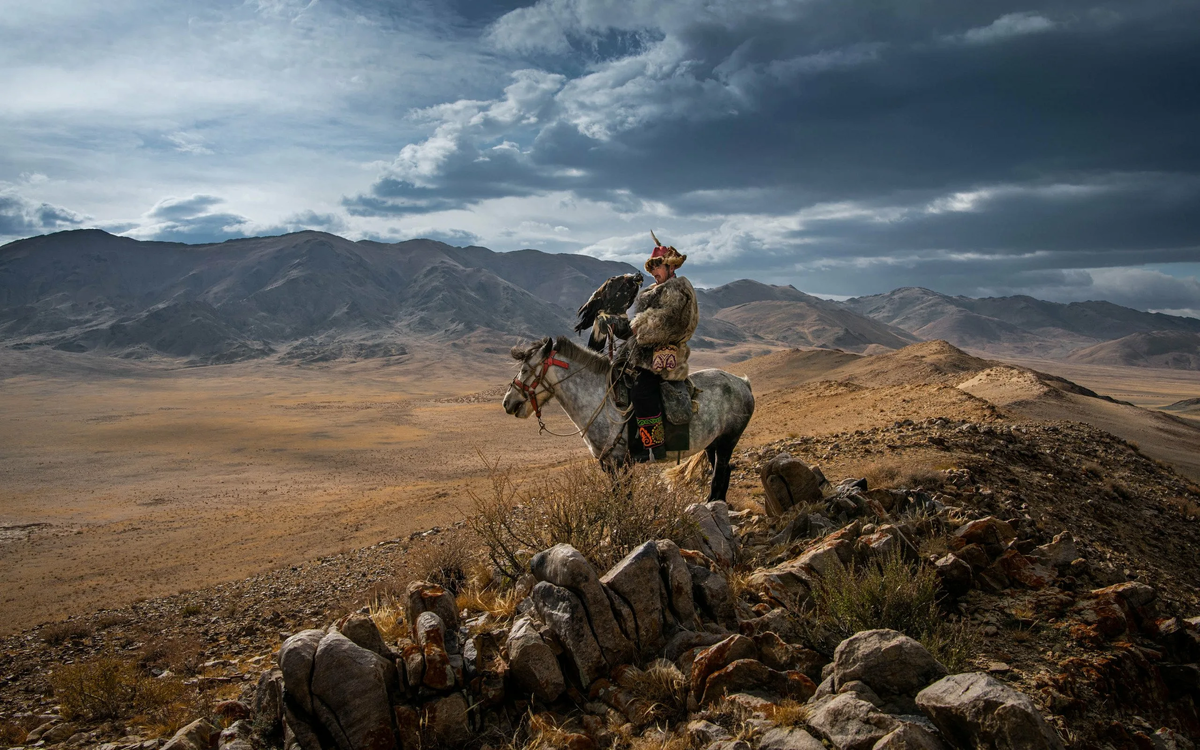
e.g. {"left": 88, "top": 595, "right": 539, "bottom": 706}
{"left": 664, "top": 450, "right": 710, "bottom": 490}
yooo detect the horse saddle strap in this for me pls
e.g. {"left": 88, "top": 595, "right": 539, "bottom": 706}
{"left": 660, "top": 379, "right": 692, "bottom": 425}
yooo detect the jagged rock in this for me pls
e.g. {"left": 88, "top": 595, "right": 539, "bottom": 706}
{"left": 690, "top": 635, "right": 758, "bottom": 698}
{"left": 1031, "top": 532, "right": 1077, "bottom": 569}
{"left": 531, "top": 544, "right": 636, "bottom": 665}
{"left": 689, "top": 564, "right": 738, "bottom": 628}
{"left": 748, "top": 559, "right": 815, "bottom": 606}
{"left": 798, "top": 539, "right": 850, "bottom": 578}
{"left": 856, "top": 531, "right": 898, "bottom": 558}
{"left": 656, "top": 539, "right": 698, "bottom": 626}
{"left": 423, "top": 693, "right": 471, "bottom": 747}
{"left": 992, "top": 550, "right": 1054, "bottom": 589}
{"left": 683, "top": 501, "right": 739, "bottom": 565}
{"left": 254, "top": 669, "right": 284, "bottom": 738}
{"left": 807, "top": 693, "right": 899, "bottom": 750}
{"left": 688, "top": 719, "right": 732, "bottom": 745}
{"left": 915, "top": 672, "right": 1065, "bottom": 750}
{"left": 407, "top": 581, "right": 460, "bottom": 654}
{"left": 278, "top": 629, "right": 325, "bottom": 714}
{"left": 873, "top": 722, "right": 947, "bottom": 750}
{"left": 337, "top": 613, "right": 393, "bottom": 659}
{"left": 393, "top": 705, "right": 421, "bottom": 750}
{"left": 701, "top": 659, "right": 816, "bottom": 704}
{"left": 506, "top": 615, "right": 565, "bottom": 702}
{"left": 741, "top": 607, "right": 804, "bottom": 643}
{"left": 832, "top": 630, "right": 947, "bottom": 713}
{"left": 839, "top": 679, "right": 884, "bottom": 707}
{"left": 415, "top": 611, "right": 455, "bottom": 691}
{"left": 954, "top": 543, "right": 990, "bottom": 572}
{"left": 761, "top": 454, "right": 824, "bottom": 517}
{"left": 397, "top": 638, "right": 425, "bottom": 691}
{"left": 754, "top": 631, "right": 825, "bottom": 679}
{"left": 309, "top": 631, "right": 398, "bottom": 750}
{"left": 759, "top": 726, "right": 825, "bottom": 750}
{"left": 219, "top": 720, "right": 253, "bottom": 750}
{"left": 161, "top": 719, "right": 219, "bottom": 750}
{"left": 602, "top": 541, "right": 668, "bottom": 656}
{"left": 952, "top": 517, "right": 1016, "bottom": 556}
{"left": 531, "top": 581, "right": 608, "bottom": 687}
{"left": 707, "top": 741, "right": 753, "bottom": 750}
{"left": 934, "top": 554, "right": 972, "bottom": 596}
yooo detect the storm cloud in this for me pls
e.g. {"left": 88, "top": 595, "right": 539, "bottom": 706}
{"left": 3, "top": 0, "right": 1198, "bottom": 313}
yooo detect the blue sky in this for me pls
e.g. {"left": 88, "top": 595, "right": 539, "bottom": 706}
{"left": 2, "top": 0, "right": 1199, "bottom": 314}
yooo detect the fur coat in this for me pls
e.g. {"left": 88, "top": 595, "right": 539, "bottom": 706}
{"left": 628, "top": 275, "right": 699, "bottom": 381}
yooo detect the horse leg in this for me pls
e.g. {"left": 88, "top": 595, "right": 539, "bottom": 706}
{"left": 706, "top": 435, "right": 736, "bottom": 503}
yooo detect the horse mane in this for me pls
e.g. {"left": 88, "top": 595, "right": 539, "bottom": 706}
{"left": 510, "top": 336, "right": 611, "bottom": 375}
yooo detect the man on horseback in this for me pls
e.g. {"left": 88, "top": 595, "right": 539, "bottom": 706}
{"left": 598, "top": 233, "right": 699, "bottom": 461}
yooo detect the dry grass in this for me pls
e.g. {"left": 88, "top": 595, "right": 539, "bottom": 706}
{"left": 457, "top": 584, "right": 520, "bottom": 626}
{"left": 409, "top": 540, "right": 476, "bottom": 594}
{"left": 1166, "top": 496, "right": 1200, "bottom": 521}
{"left": 137, "top": 634, "right": 206, "bottom": 676}
{"left": 0, "top": 720, "right": 30, "bottom": 746}
{"left": 918, "top": 534, "right": 951, "bottom": 559}
{"left": 368, "top": 596, "right": 409, "bottom": 643}
{"left": 859, "top": 458, "right": 944, "bottom": 491}
{"left": 51, "top": 658, "right": 186, "bottom": 722}
{"left": 624, "top": 660, "right": 689, "bottom": 723}
{"left": 468, "top": 456, "right": 700, "bottom": 580}
{"left": 40, "top": 619, "right": 93, "bottom": 645}
{"left": 762, "top": 699, "right": 810, "bottom": 727}
{"left": 794, "top": 549, "right": 977, "bottom": 671}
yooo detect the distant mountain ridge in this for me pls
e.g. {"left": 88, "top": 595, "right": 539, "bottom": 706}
{"left": 845, "top": 286, "right": 1200, "bottom": 359}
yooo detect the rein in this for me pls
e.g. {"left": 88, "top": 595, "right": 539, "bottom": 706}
{"left": 512, "top": 349, "right": 630, "bottom": 441}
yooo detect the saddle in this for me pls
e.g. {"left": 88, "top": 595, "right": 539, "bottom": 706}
{"left": 611, "top": 351, "right": 699, "bottom": 458}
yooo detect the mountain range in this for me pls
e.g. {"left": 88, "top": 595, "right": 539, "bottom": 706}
{"left": 2, "top": 230, "right": 1199, "bottom": 368}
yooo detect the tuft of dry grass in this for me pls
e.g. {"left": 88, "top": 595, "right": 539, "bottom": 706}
{"left": 368, "top": 595, "right": 409, "bottom": 643}
{"left": 762, "top": 699, "right": 810, "bottom": 727}
{"left": 51, "top": 658, "right": 186, "bottom": 722}
{"left": 468, "top": 456, "right": 700, "bottom": 580}
{"left": 457, "top": 584, "right": 520, "bottom": 626}
{"left": 624, "top": 660, "right": 689, "bottom": 723}
{"left": 40, "top": 619, "right": 93, "bottom": 645}
{"left": 409, "top": 540, "right": 476, "bottom": 594}
{"left": 918, "top": 534, "right": 951, "bottom": 560}
{"left": 0, "top": 720, "right": 30, "bottom": 746}
{"left": 793, "top": 549, "right": 977, "bottom": 672}
{"left": 858, "top": 458, "right": 944, "bottom": 491}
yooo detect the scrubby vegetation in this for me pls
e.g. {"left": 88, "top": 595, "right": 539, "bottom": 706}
{"left": 50, "top": 658, "right": 186, "bottom": 723}
{"left": 468, "top": 457, "right": 698, "bottom": 580}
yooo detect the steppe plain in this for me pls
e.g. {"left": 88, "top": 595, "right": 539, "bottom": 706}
{"left": 2, "top": 341, "right": 1199, "bottom": 636}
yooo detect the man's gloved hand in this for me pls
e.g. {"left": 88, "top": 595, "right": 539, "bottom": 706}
{"left": 596, "top": 312, "right": 632, "bottom": 340}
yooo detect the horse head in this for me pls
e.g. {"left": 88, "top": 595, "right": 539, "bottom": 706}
{"left": 503, "top": 336, "right": 557, "bottom": 418}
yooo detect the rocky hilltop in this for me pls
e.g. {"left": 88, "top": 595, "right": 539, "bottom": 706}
{"left": 2, "top": 410, "right": 1199, "bottom": 750}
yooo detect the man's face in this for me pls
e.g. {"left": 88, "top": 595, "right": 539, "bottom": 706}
{"left": 650, "top": 264, "right": 671, "bottom": 284}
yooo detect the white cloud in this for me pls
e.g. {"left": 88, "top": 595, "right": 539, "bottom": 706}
{"left": 0, "top": 185, "right": 86, "bottom": 239}
{"left": 956, "top": 12, "right": 1056, "bottom": 45}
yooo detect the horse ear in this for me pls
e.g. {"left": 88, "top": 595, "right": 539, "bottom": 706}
{"left": 542, "top": 337, "right": 555, "bottom": 356}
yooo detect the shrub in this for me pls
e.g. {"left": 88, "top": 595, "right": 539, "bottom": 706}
{"left": 468, "top": 457, "right": 699, "bottom": 580}
{"left": 51, "top": 658, "right": 183, "bottom": 721}
{"left": 40, "top": 620, "right": 93, "bottom": 645}
{"left": 795, "top": 550, "right": 976, "bottom": 671}
{"left": 859, "top": 459, "right": 944, "bottom": 491}
{"left": 409, "top": 540, "right": 474, "bottom": 593}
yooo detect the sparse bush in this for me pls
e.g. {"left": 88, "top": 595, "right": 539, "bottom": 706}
{"left": 794, "top": 550, "right": 976, "bottom": 671}
{"left": 138, "top": 634, "right": 206, "bottom": 675}
{"left": 40, "top": 620, "right": 93, "bottom": 645}
{"left": 410, "top": 540, "right": 475, "bottom": 593}
{"left": 180, "top": 603, "right": 204, "bottom": 618}
{"left": 51, "top": 658, "right": 183, "bottom": 721}
{"left": 0, "top": 719, "right": 29, "bottom": 746}
{"left": 859, "top": 459, "right": 943, "bottom": 491}
{"left": 468, "top": 456, "right": 699, "bottom": 580}
{"left": 624, "top": 660, "right": 689, "bottom": 723}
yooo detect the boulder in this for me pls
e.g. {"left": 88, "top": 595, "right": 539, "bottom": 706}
{"left": 506, "top": 615, "right": 565, "bottom": 702}
{"left": 832, "top": 630, "right": 947, "bottom": 712}
{"left": 531, "top": 544, "right": 636, "bottom": 666}
{"left": 933, "top": 554, "right": 972, "bottom": 596}
{"left": 761, "top": 454, "right": 824, "bottom": 517}
{"left": 873, "top": 723, "right": 947, "bottom": 750}
{"left": 310, "top": 631, "right": 398, "bottom": 750}
{"left": 278, "top": 629, "right": 325, "bottom": 714}
{"left": 682, "top": 502, "right": 740, "bottom": 566}
{"left": 531, "top": 581, "right": 608, "bottom": 687}
{"left": 687, "top": 719, "right": 732, "bottom": 745}
{"left": 748, "top": 559, "right": 816, "bottom": 606}
{"left": 915, "top": 672, "right": 1065, "bottom": 750}
{"left": 423, "top": 693, "right": 471, "bottom": 747}
{"left": 415, "top": 611, "right": 455, "bottom": 691}
{"left": 807, "top": 693, "right": 899, "bottom": 750}
{"left": 993, "top": 550, "right": 1054, "bottom": 589}
{"left": 656, "top": 539, "right": 698, "bottom": 626}
{"left": 397, "top": 638, "right": 425, "bottom": 692}
{"left": 160, "top": 719, "right": 219, "bottom": 750}
{"left": 1031, "top": 532, "right": 1077, "bottom": 570}
{"left": 689, "top": 565, "right": 738, "bottom": 628}
{"left": 407, "top": 581, "right": 460, "bottom": 653}
{"left": 798, "top": 539, "right": 851, "bottom": 578}
{"left": 759, "top": 726, "right": 825, "bottom": 750}
{"left": 253, "top": 669, "right": 284, "bottom": 738}
{"left": 337, "top": 613, "right": 393, "bottom": 659}
{"left": 689, "top": 635, "right": 758, "bottom": 698}
{"left": 701, "top": 659, "right": 814, "bottom": 704}
{"left": 753, "top": 631, "right": 824, "bottom": 679}
{"left": 602, "top": 541, "right": 669, "bottom": 656}
{"left": 952, "top": 517, "right": 1016, "bottom": 556}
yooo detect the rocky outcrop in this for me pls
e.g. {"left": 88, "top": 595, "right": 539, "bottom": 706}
{"left": 916, "top": 672, "right": 1066, "bottom": 750}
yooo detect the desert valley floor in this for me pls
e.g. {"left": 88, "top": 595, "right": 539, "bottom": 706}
{"left": 1, "top": 343, "right": 1199, "bottom": 635}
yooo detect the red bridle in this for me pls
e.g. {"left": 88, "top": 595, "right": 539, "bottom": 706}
{"left": 512, "top": 351, "right": 570, "bottom": 419}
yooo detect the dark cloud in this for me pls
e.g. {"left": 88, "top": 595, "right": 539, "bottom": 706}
{"left": 0, "top": 189, "right": 85, "bottom": 239}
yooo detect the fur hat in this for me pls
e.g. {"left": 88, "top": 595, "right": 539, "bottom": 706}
{"left": 646, "top": 231, "right": 687, "bottom": 273}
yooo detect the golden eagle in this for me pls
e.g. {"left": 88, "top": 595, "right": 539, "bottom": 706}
{"left": 574, "top": 272, "right": 644, "bottom": 351}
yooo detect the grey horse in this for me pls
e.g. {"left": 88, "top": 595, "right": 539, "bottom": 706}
{"left": 502, "top": 336, "right": 754, "bottom": 502}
